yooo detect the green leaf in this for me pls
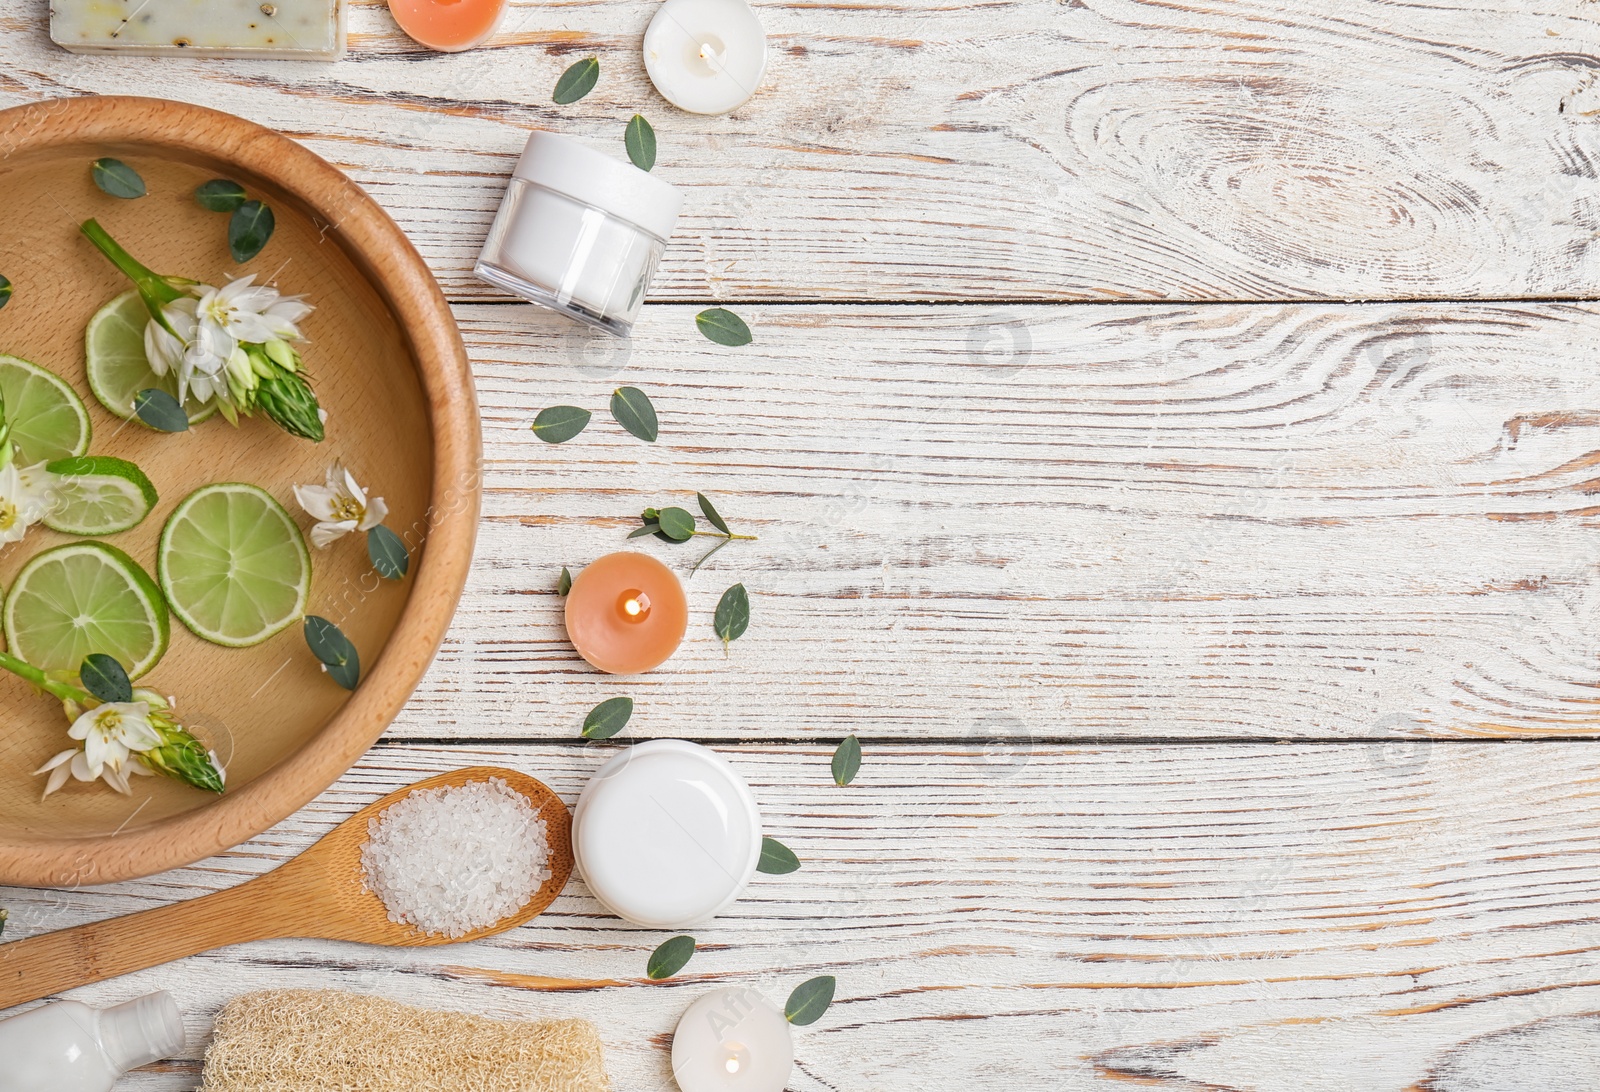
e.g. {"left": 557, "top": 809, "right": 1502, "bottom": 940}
{"left": 367, "top": 524, "right": 409, "bottom": 580}
{"left": 228, "top": 200, "right": 275, "bottom": 263}
{"left": 690, "top": 537, "right": 730, "bottom": 575}
{"left": 832, "top": 735, "right": 862, "bottom": 786}
{"left": 304, "top": 615, "right": 360, "bottom": 691}
{"left": 628, "top": 522, "right": 661, "bottom": 539}
{"left": 0, "top": 274, "right": 11, "bottom": 311}
{"left": 785, "top": 976, "right": 836, "bottom": 1025}
{"left": 696, "top": 492, "right": 730, "bottom": 535}
{"left": 92, "top": 158, "right": 146, "bottom": 199}
{"left": 695, "top": 308, "right": 752, "bottom": 347}
{"left": 558, "top": 566, "right": 573, "bottom": 595}
{"left": 582, "top": 695, "right": 634, "bottom": 740}
{"left": 531, "top": 405, "right": 591, "bottom": 443}
{"left": 757, "top": 835, "right": 800, "bottom": 874}
{"left": 194, "top": 179, "right": 247, "bottom": 212}
{"left": 609, "top": 386, "right": 658, "bottom": 442}
{"left": 79, "top": 654, "right": 132, "bottom": 704}
{"left": 647, "top": 935, "right": 696, "bottom": 980}
{"left": 657, "top": 506, "right": 695, "bottom": 542}
{"left": 133, "top": 388, "right": 190, "bottom": 432}
{"left": 553, "top": 56, "right": 600, "bottom": 104}
{"left": 714, "top": 583, "right": 750, "bottom": 650}
{"left": 625, "top": 114, "right": 657, "bottom": 171}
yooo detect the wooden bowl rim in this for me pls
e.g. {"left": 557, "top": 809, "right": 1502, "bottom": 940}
{"left": 0, "top": 96, "right": 481, "bottom": 888}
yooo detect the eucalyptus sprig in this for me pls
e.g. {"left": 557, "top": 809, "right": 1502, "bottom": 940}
{"left": 196, "top": 179, "right": 277, "bottom": 263}
{"left": 785, "top": 976, "right": 837, "bottom": 1025}
{"left": 647, "top": 934, "right": 695, "bottom": 979}
{"left": 757, "top": 835, "right": 799, "bottom": 874}
{"left": 0, "top": 649, "right": 225, "bottom": 796}
{"left": 305, "top": 615, "right": 360, "bottom": 690}
{"left": 0, "top": 273, "right": 12, "bottom": 311}
{"left": 631, "top": 492, "right": 757, "bottom": 572}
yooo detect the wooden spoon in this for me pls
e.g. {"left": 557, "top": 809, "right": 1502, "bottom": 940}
{"left": 0, "top": 767, "right": 573, "bottom": 1011}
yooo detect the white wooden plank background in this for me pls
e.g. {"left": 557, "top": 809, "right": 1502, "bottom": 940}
{"left": 5, "top": 0, "right": 1600, "bottom": 1089}
{"left": 4, "top": 0, "right": 1600, "bottom": 301}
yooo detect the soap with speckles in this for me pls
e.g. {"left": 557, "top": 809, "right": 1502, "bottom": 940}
{"left": 51, "top": 0, "right": 346, "bottom": 60}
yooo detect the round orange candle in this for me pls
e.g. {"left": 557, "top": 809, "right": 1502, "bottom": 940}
{"left": 388, "top": 0, "right": 507, "bottom": 52}
{"left": 565, "top": 552, "right": 689, "bottom": 674}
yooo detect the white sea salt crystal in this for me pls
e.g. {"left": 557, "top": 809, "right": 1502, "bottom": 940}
{"left": 360, "top": 777, "right": 551, "bottom": 939}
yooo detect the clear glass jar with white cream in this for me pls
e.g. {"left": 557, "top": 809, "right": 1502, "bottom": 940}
{"left": 476, "top": 130, "right": 683, "bottom": 337}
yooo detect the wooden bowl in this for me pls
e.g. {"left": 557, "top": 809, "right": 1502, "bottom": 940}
{"left": 0, "top": 97, "right": 480, "bottom": 887}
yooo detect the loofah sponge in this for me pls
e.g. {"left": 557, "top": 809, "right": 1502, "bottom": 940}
{"left": 200, "top": 989, "right": 612, "bottom": 1092}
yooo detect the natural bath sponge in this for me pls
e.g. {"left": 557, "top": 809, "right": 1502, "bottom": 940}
{"left": 200, "top": 989, "right": 611, "bottom": 1092}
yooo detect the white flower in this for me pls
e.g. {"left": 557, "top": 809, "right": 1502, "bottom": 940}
{"left": 35, "top": 747, "right": 155, "bottom": 798}
{"left": 143, "top": 277, "right": 311, "bottom": 409}
{"left": 67, "top": 702, "right": 162, "bottom": 781}
{"left": 196, "top": 276, "right": 311, "bottom": 345}
{"left": 144, "top": 297, "right": 231, "bottom": 406}
{"left": 0, "top": 459, "right": 55, "bottom": 546}
{"left": 294, "top": 463, "right": 388, "bottom": 548}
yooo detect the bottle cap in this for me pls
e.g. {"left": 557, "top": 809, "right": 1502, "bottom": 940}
{"left": 100, "top": 991, "right": 185, "bottom": 1074}
{"left": 512, "top": 130, "right": 684, "bottom": 242}
{"left": 573, "top": 740, "right": 762, "bottom": 928}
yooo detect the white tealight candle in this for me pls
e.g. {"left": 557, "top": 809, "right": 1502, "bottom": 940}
{"left": 643, "top": 0, "right": 768, "bottom": 115}
{"left": 672, "top": 988, "right": 793, "bottom": 1092}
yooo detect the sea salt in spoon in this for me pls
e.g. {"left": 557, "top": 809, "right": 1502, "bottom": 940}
{"left": 0, "top": 768, "right": 572, "bottom": 1011}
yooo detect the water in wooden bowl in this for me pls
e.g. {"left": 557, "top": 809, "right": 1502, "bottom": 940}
{"left": 0, "top": 98, "right": 479, "bottom": 887}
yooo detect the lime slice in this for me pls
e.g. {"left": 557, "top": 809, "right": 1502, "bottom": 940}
{"left": 84, "top": 290, "right": 216, "bottom": 426}
{"left": 0, "top": 355, "right": 91, "bottom": 464}
{"left": 41, "top": 455, "right": 159, "bottom": 536}
{"left": 159, "top": 482, "right": 310, "bottom": 647}
{"left": 3, "top": 541, "right": 169, "bottom": 679}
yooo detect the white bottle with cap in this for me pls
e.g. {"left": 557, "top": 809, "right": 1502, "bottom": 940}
{"left": 0, "top": 991, "right": 186, "bottom": 1091}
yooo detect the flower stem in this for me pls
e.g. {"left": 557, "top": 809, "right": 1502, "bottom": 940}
{"left": 0, "top": 650, "right": 87, "bottom": 704}
{"left": 690, "top": 531, "right": 758, "bottom": 541}
{"left": 79, "top": 218, "right": 185, "bottom": 313}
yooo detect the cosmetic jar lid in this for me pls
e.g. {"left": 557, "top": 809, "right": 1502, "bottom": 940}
{"left": 513, "top": 130, "right": 684, "bottom": 242}
{"left": 573, "top": 739, "right": 762, "bottom": 928}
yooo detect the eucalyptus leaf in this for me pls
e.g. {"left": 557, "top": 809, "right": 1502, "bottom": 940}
{"left": 79, "top": 654, "right": 132, "bottom": 705}
{"left": 229, "top": 200, "right": 275, "bottom": 263}
{"left": 757, "top": 835, "right": 800, "bottom": 874}
{"left": 628, "top": 522, "right": 661, "bottom": 539}
{"left": 625, "top": 114, "right": 657, "bottom": 171}
{"left": 133, "top": 388, "right": 189, "bottom": 432}
{"left": 657, "top": 506, "right": 695, "bottom": 542}
{"left": 304, "top": 615, "right": 360, "bottom": 690}
{"left": 0, "top": 274, "right": 12, "bottom": 311}
{"left": 689, "top": 537, "right": 729, "bottom": 575}
{"left": 785, "top": 976, "right": 836, "bottom": 1025}
{"left": 558, "top": 566, "right": 573, "bottom": 595}
{"left": 367, "top": 524, "right": 409, "bottom": 580}
{"left": 714, "top": 583, "right": 750, "bottom": 650}
{"left": 195, "top": 179, "right": 247, "bottom": 212}
{"left": 832, "top": 735, "right": 862, "bottom": 786}
{"left": 92, "top": 158, "right": 146, "bottom": 199}
{"left": 582, "top": 695, "right": 634, "bottom": 740}
{"left": 695, "top": 308, "right": 752, "bottom": 347}
{"left": 610, "top": 386, "right": 658, "bottom": 442}
{"left": 553, "top": 57, "right": 600, "bottom": 104}
{"left": 696, "top": 492, "right": 730, "bottom": 535}
{"left": 647, "top": 935, "right": 696, "bottom": 980}
{"left": 531, "top": 405, "right": 591, "bottom": 443}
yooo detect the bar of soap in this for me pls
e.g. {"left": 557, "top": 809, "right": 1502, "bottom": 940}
{"left": 51, "top": 0, "right": 347, "bottom": 60}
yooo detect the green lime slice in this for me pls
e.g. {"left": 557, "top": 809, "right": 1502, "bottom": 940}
{"left": 3, "top": 541, "right": 170, "bottom": 679}
{"left": 159, "top": 482, "right": 310, "bottom": 648}
{"left": 84, "top": 290, "right": 217, "bottom": 426}
{"left": 0, "top": 354, "right": 91, "bottom": 464}
{"left": 41, "top": 455, "right": 159, "bottom": 536}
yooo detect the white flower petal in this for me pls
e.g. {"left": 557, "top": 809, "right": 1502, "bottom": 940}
{"left": 310, "top": 519, "right": 358, "bottom": 548}
{"left": 70, "top": 751, "right": 96, "bottom": 782}
{"left": 43, "top": 761, "right": 72, "bottom": 798}
{"left": 339, "top": 467, "right": 366, "bottom": 507}
{"left": 294, "top": 483, "right": 341, "bottom": 522}
{"left": 359, "top": 496, "right": 389, "bottom": 532}
{"left": 33, "top": 749, "right": 78, "bottom": 776}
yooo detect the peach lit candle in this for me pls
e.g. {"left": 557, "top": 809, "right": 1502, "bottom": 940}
{"left": 388, "top": 0, "right": 506, "bottom": 52}
{"left": 565, "top": 552, "right": 689, "bottom": 674}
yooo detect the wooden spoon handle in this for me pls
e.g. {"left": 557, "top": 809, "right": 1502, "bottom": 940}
{"left": 0, "top": 877, "right": 296, "bottom": 1011}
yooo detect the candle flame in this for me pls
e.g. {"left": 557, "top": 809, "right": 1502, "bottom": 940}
{"left": 624, "top": 598, "right": 643, "bottom": 617}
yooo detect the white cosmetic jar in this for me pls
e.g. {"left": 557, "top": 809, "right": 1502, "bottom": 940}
{"left": 573, "top": 739, "right": 763, "bottom": 929}
{"left": 475, "top": 130, "right": 683, "bottom": 337}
